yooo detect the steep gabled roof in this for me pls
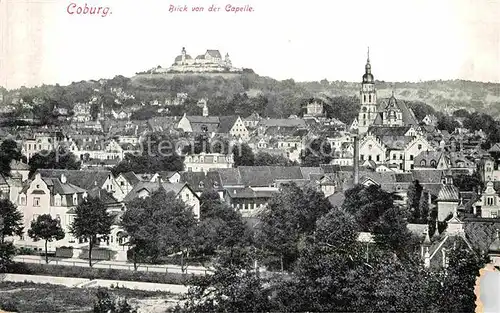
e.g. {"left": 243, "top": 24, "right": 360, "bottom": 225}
{"left": 179, "top": 171, "right": 223, "bottom": 193}
{"left": 122, "top": 181, "right": 188, "bottom": 202}
{"left": 120, "top": 171, "right": 141, "bottom": 186}
{"left": 218, "top": 116, "right": 239, "bottom": 133}
{"left": 206, "top": 50, "right": 222, "bottom": 58}
{"left": 36, "top": 169, "right": 112, "bottom": 191}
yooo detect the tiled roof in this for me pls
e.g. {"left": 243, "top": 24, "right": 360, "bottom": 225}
{"left": 36, "top": 169, "right": 112, "bottom": 191}
{"left": 258, "top": 118, "right": 307, "bottom": 128}
{"left": 179, "top": 171, "right": 223, "bottom": 193}
{"left": 121, "top": 172, "right": 141, "bottom": 186}
{"left": 206, "top": 50, "right": 222, "bottom": 58}
{"left": 368, "top": 126, "right": 412, "bottom": 137}
{"left": 186, "top": 116, "right": 220, "bottom": 124}
{"left": 216, "top": 166, "right": 316, "bottom": 187}
{"left": 437, "top": 184, "right": 460, "bottom": 201}
{"left": 87, "top": 187, "right": 119, "bottom": 205}
{"left": 225, "top": 187, "right": 275, "bottom": 199}
{"left": 217, "top": 116, "right": 238, "bottom": 133}
{"left": 43, "top": 177, "right": 87, "bottom": 195}
{"left": 123, "top": 181, "right": 187, "bottom": 202}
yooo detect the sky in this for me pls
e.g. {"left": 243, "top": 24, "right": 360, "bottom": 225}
{"left": 0, "top": 0, "right": 499, "bottom": 89}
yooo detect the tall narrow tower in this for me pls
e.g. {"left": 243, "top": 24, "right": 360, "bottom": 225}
{"left": 357, "top": 47, "right": 378, "bottom": 134}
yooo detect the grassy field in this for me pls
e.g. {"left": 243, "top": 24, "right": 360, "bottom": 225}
{"left": 0, "top": 281, "right": 178, "bottom": 313}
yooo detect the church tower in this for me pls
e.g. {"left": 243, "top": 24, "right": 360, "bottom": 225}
{"left": 357, "top": 48, "right": 378, "bottom": 134}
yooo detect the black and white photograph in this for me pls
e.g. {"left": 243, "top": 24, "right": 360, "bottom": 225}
{"left": 0, "top": 0, "right": 500, "bottom": 312}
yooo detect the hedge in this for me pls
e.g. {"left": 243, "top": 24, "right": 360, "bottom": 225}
{"left": 7, "top": 263, "right": 195, "bottom": 285}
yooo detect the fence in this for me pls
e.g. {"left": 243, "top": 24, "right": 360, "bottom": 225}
{"left": 13, "top": 256, "right": 213, "bottom": 275}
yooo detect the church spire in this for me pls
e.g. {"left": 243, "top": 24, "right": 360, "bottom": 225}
{"left": 367, "top": 46, "right": 370, "bottom": 63}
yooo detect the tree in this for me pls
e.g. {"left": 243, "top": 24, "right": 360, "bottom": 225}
{"left": 182, "top": 134, "right": 210, "bottom": 155}
{"left": 407, "top": 180, "right": 423, "bottom": 222}
{"left": 111, "top": 133, "right": 184, "bottom": 176}
{"left": 194, "top": 191, "right": 252, "bottom": 262}
{"left": 300, "top": 137, "right": 333, "bottom": 167}
{"left": 121, "top": 190, "right": 198, "bottom": 272}
{"left": 256, "top": 183, "right": 331, "bottom": 271}
{"left": 28, "top": 214, "right": 65, "bottom": 263}
{"left": 0, "top": 199, "right": 23, "bottom": 243}
{"left": 454, "top": 171, "right": 483, "bottom": 191}
{"left": 342, "top": 184, "right": 399, "bottom": 232}
{"left": 373, "top": 207, "right": 420, "bottom": 259}
{"left": 0, "top": 242, "right": 16, "bottom": 272}
{"left": 432, "top": 241, "right": 485, "bottom": 312}
{"left": 418, "top": 191, "right": 430, "bottom": 225}
{"left": 0, "top": 139, "right": 22, "bottom": 176}
{"left": 232, "top": 143, "right": 255, "bottom": 167}
{"left": 254, "top": 152, "right": 297, "bottom": 166}
{"left": 93, "top": 288, "right": 137, "bottom": 313}
{"left": 70, "top": 197, "right": 113, "bottom": 267}
{"left": 178, "top": 255, "right": 271, "bottom": 313}
{"left": 28, "top": 147, "right": 81, "bottom": 176}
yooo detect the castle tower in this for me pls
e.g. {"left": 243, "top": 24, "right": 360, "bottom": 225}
{"left": 357, "top": 47, "right": 378, "bottom": 134}
{"left": 225, "top": 53, "right": 232, "bottom": 67}
{"left": 181, "top": 47, "right": 186, "bottom": 64}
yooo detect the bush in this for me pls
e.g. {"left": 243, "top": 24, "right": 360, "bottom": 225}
{"left": 55, "top": 247, "right": 73, "bottom": 258}
{"left": 0, "top": 299, "right": 18, "bottom": 312}
{"left": 79, "top": 248, "right": 116, "bottom": 261}
{"left": 7, "top": 262, "right": 195, "bottom": 285}
{"left": 15, "top": 246, "right": 39, "bottom": 256}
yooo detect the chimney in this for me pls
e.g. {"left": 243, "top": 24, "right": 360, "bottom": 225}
{"left": 60, "top": 173, "right": 67, "bottom": 184}
{"left": 353, "top": 134, "right": 359, "bottom": 185}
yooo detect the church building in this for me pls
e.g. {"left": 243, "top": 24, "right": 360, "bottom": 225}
{"left": 354, "top": 49, "right": 432, "bottom": 172}
{"left": 356, "top": 49, "right": 418, "bottom": 134}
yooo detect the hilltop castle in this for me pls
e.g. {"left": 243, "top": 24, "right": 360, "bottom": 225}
{"left": 153, "top": 47, "right": 242, "bottom": 74}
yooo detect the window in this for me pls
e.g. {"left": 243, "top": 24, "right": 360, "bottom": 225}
{"left": 369, "top": 95, "right": 372, "bottom": 102}
{"left": 360, "top": 155, "right": 364, "bottom": 161}
{"left": 487, "top": 197, "right": 494, "bottom": 206}
{"left": 368, "top": 155, "right": 372, "bottom": 161}
{"left": 363, "top": 95, "right": 366, "bottom": 102}
{"left": 73, "top": 194, "right": 78, "bottom": 204}
{"left": 376, "top": 155, "right": 380, "bottom": 162}
{"left": 368, "top": 144, "right": 372, "bottom": 150}
{"left": 410, "top": 155, "right": 414, "bottom": 161}
{"left": 420, "top": 160, "right": 426, "bottom": 166}
{"left": 55, "top": 196, "right": 61, "bottom": 207}
{"left": 430, "top": 160, "right": 437, "bottom": 167}
{"left": 34, "top": 197, "right": 40, "bottom": 207}
{"left": 393, "top": 154, "right": 396, "bottom": 160}
{"left": 56, "top": 214, "right": 61, "bottom": 221}
{"left": 19, "top": 196, "right": 26, "bottom": 206}
{"left": 492, "top": 211, "right": 498, "bottom": 218}
{"left": 418, "top": 144, "right": 422, "bottom": 150}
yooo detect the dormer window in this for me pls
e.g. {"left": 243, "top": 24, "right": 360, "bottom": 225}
{"left": 213, "top": 182, "right": 219, "bottom": 189}
{"left": 199, "top": 181, "right": 205, "bottom": 188}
